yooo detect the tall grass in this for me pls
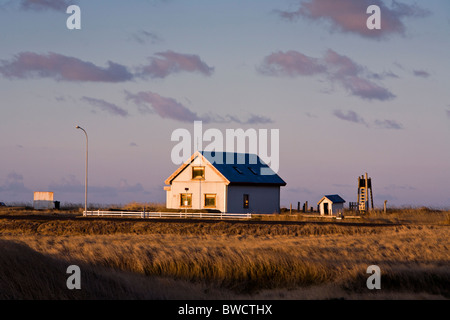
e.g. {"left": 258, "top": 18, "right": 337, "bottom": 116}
{"left": 1, "top": 206, "right": 449, "bottom": 299}
{"left": 362, "top": 207, "right": 450, "bottom": 225}
{"left": 1, "top": 217, "right": 449, "bottom": 299}
{"left": 0, "top": 239, "right": 234, "bottom": 300}
{"left": 0, "top": 218, "right": 398, "bottom": 237}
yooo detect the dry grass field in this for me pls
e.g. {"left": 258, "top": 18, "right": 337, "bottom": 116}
{"left": 0, "top": 206, "right": 449, "bottom": 300}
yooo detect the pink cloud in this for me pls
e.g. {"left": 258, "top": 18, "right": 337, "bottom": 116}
{"left": 258, "top": 51, "right": 326, "bottom": 77}
{"left": 126, "top": 91, "right": 200, "bottom": 122}
{"left": 374, "top": 119, "right": 403, "bottom": 130}
{"left": 340, "top": 75, "right": 394, "bottom": 101}
{"left": 259, "top": 49, "right": 395, "bottom": 101}
{"left": 131, "top": 30, "right": 163, "bottom": 45}
{"left": 0, "top": 51, "right": 215, "bottom": 82}
{"left": 333, "top": 109, "right": 368, "bottom": 126}
{"left": 0, "top": 52, "right": 133, "bottom": 82}
{"left": 324, "top": 49, "right": 395, "bottom": 100}
{"left": 125, "top": 91, "right": 274, "bottom": 124}
{"left": 138, "top": 51, "right": 214, "bottom": 79}
{"left": 333, "top": 110, "right": 404, "bottom": 130}
{"left": 413, "top": 70, "right": 430, "bottom": 78}
{"left": 277, "top": 0, "right": 429, "bottom": 39}
{"left": 81, "top": 97, "right": 129, "bottom": 117}
{"left": 324, "top": 49, "right": 361, "bottom": 78}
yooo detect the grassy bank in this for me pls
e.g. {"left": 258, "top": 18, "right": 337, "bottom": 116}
{"left": 0, "top": 207, "right": 449, "bottom": 299}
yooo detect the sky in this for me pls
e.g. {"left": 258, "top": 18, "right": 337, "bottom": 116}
{"left": 0, "top": 0, "right": 449, "bottom": 208}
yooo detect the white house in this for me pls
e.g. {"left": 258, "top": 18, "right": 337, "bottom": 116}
{"left": 317, "top": 194, "right": 346, "bottom": 216}
{"left": 33, "top": 191, "right": 55, "bottom": 210}
{"left": 164, "top": 151, "right": 286, "bottom": 214}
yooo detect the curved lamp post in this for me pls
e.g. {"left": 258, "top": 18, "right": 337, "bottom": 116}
{"left": 76, "top": 126, "right": 88, "bottom": 216}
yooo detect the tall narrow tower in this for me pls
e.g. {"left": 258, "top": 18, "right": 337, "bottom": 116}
{"left": 358, "top": 173, "right": 373, "bottom": 213}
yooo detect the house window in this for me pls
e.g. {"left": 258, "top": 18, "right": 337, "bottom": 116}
{"left": 204, "top": 194, "right": 216, "bottom": 208}
{"left": 192, "top": 166, "right": 205, "bottom": 179}
{"left": 243, "top": 194, "right": 249, "bottom": 209}
{"left": 180, "top": 193, "right": 192, "bottom": 207}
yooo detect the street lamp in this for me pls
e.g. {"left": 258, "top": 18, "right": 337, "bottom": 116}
{"left": 76, "top": 126, "right": 88, "bottom": 216}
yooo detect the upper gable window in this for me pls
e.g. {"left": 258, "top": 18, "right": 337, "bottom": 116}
{"left": 192, "top": 166, "right": 205, "bottom": 179}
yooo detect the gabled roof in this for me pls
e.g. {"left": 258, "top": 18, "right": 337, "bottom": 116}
{"left": 318, "top": 194, "right": 346, "bottom": 205}
{"left": 165, "top": 151, "right": 286, "bottom": 186}
{"left": 201, "top": 151, "right": 286, "bottom": 185}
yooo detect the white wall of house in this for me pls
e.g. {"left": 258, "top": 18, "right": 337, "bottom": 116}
{"left": 227, "top": 185, "right": 281, "bottom": 214}
{"left": 165, "top": 160, "right": 227, "bottom": 211}
{"left": 34, "top": 191, "right": 53, "bottom": 201}
{"left": 166, "top": 180, "right": 227, "bottom": 211}
{"left": 33, "top": 192, "right": 55, "bottom": 210}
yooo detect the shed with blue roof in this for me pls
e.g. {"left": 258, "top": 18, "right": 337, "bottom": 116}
{"left": 317, "top": 194, "right": 346, "bottom": 216}
{"left": 164, "top": 151, "right": 286, "bottom": 214}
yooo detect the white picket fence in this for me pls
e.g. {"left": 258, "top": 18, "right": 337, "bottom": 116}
{"left": 84, "top": 210, "right": 252, "bottom": 220}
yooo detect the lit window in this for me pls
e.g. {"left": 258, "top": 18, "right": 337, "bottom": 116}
{"left": 192, "top": 166, "right": 205, "bottom": 179}
{"left": 204, "top": 194, "right": 216, "bottom": 208}
{"left": 243, "top": 194, "right": 249, "bottom": 209}
{"left": 180, "top": 193, "right": 192, "bottom": 207}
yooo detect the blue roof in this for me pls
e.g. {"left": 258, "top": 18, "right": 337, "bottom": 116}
{"left": 324, "top": 194, "right": 346, "bottom": 203}
{"left": 200, "top": 151, "right": 286, "bottom": 186}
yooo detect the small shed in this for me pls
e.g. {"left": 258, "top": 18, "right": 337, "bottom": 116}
{"left": 33, "top": 191, "right": 55, "bottom": 210}
{"left": 317, "top": 194, "right": 346, "bottom": 216}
